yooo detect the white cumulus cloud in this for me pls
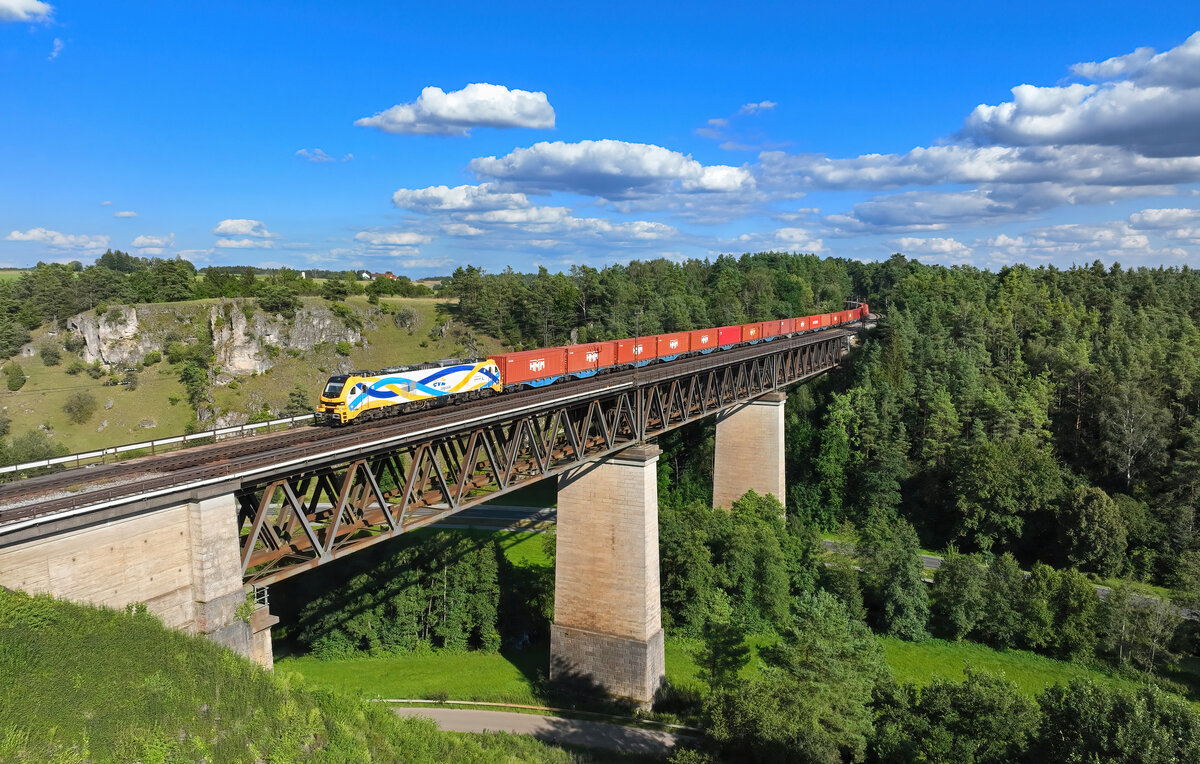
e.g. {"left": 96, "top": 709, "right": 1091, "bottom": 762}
{"left": 114, "top": 210, "right": 137, "bottom": 218}
{"left": 354, "top": 231, "right": 432, "bottom": 248}
{"left": 441, "top": 223, "right": 485, "bottom": 237}
{"left": 964, "top": 32, "right": 1200, "bottom": 156}
{"left": 6, "top": 227, "right": 108, "bottom": 251}
{"left": 392, "top": 184, "right": 530, "bottom": 212}
{"left": 132, "top": 234, "right": 174, "bottom": 248}
{"left": 0, "top": 0, "right": 52, "bottom": 23}
{"left": 212, "top": 219, "right": 276, "bottom": 238}
{"left": 215, "top": 238, "right": 274, "bottom": 249}
{"left": 889, "top": 236, "right": 973, "bottom": 257}
{"left": 355, "top": 83, "right": 555, "bottom": 137}
{"left": 469, "top": 139, "right": 755, "bottom": 198}
{"left": 738, "top": 100, "right": 777, "bottom": 115}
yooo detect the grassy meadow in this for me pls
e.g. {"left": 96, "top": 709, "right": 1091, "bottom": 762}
{"left": 0, "top": 588, "right": 580, "bottom": 763}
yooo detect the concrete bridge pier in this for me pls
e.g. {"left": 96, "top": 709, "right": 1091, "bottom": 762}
{"left": 0, "top": 483, "right": 274, "bottom": 668}
{"left": 550, "top": 444, "right": 666, "bottom": 704}
{"left": 712, "top": 390, "right": 787, "bottom": 509}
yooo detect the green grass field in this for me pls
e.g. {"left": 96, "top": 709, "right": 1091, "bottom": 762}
{"left": 1, "top": 328, "right": 194, "bottom": 455}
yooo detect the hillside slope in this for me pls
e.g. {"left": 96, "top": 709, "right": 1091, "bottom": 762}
{"left": 0, "top": 587, "right": 576, "bottom": 763}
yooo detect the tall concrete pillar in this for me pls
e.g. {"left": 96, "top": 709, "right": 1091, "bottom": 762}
{"left": 185, "top": 489, "right": 261, "bottom": 664}
{"left": 712, "top": 391, "right": 787, "bottom": 509}
{"left": 550, "top": 444, "right": 665, "bottom": 704}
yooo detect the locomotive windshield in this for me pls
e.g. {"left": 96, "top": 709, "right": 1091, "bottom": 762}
{"left": 322, "top": 377, "right": 348, "bottom": 398}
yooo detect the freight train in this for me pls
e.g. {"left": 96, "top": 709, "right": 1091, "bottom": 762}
{"left": 316, "top": 303, "right": 869, "bottom": 425}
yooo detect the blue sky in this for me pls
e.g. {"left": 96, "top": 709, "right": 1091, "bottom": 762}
{"left": 2, "top": 1, "right": 1199, "bottom": 274}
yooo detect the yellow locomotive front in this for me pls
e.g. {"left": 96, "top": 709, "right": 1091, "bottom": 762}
{"left": 316, "top": 360, "right": 502, "bottom": 425}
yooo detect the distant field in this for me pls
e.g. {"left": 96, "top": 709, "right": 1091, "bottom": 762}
{"left": 0, "top": 269, "right": 29, "bottom": 281}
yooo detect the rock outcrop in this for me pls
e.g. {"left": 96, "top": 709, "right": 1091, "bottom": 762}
{"left": 66, "top": 299, "right": 368, "bottom": 376}
{"left": 209, "top": 301, "right": 365, "bottom": 375}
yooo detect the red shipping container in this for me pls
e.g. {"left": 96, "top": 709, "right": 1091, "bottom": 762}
{"left": 717, "top": 325, "right": 743, "bottom": 346}
{"left": 794, "top": 315, "right": 814, "bottom": 331}
{"left": 689, "top": 328, "right": 718, "bottom": 352}
{"left": 492, "top": 347, "right": 568, "bottom": 387}
{"left": 566, "top": 342, "right": 616, "bottom": 376}
{"left": 761, "top": 319, "right": 788, "bottom": 339}
{"left": 615, "top": 336, "right": 656, "bottom": 365}
{"left": 742, "top": 322, "right": 763, "bottom": 342}
{"left": 656, "top": 332, "right": 689, "bottom": 359}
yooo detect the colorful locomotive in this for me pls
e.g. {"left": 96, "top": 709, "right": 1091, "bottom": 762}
{"left": 318, "top": 303, "right": 868, "bottom": 424}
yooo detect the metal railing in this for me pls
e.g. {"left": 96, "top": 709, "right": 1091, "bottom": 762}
{"left": 0, "top": 413, "right": 315, "bottom": 476}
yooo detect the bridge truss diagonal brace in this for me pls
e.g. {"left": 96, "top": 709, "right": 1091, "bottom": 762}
{"left": 234, "top": 332, "right": 850, "bottom": 586}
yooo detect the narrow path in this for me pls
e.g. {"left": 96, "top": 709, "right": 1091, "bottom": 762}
{"left": 393, "top": 706, "right": 681, "bottom": 755}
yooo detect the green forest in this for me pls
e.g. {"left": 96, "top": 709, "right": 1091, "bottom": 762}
{"left": 442, "top": 253, "right": 1200, "bottom": 598}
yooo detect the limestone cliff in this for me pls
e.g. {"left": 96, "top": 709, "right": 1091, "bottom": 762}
{"left": 66, "top": 299, "right": 367, "bottom": 376}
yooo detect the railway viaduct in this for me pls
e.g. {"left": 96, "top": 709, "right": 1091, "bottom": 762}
{"left": 0, "top": 328, "right": 851, "bottom": 703}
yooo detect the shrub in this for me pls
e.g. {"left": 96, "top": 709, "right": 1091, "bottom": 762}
{"left": 335, "top": 341, "right": 352, "bottom": 357}
{"left": 256, "top": 283, "right": 301, "bottom": 317}
{"left": 104, "top": 306, "right": 124, "bottom": 324}
{"left": 165, "top": 341, "right": 188, "bottom": 364}
{"left": 142, "top": 350, "right": 161, "bottom": 366}
{"left": 85, "top": 361, "right": 106, "bottom": 379}
{"left": 62, "top": 333, "right": 86, "bottom": 354}
{"left": 63, "top": 391, "right": 98, "bottom": 424}
{"left": 38, "top": 344, "right": 61, "bottom": 366}
{"left": 3, "top": 362, "right": 25, "bottom": 391}
{"left": 330, "top": 302, "right": 363, "bottom": 330}
{"left": 65, "top": 360, "right": 88, "bottom": 376}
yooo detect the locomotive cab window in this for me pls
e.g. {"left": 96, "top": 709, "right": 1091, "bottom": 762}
{"left": 323, "top": 380, "right": 346, "bottom": 397}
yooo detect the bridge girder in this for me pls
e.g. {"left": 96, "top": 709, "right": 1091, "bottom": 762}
{"left": 237, "top": 333, "right": 847, "bottom": 586}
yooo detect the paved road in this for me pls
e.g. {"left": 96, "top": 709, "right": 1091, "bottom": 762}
{"left": 393, "top": 706, "right": 681, "bottom": 755}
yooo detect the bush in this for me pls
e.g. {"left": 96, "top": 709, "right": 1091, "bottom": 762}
{"left": 335, "top": 341, "right": 352, "bottom": 357}
{"left": 256, "top": 283, "right": 301, "bottom": 317}
{"left": 63, "top": 391, "right": 98, "bottom": 424}
{"left": 85, "top": 361, "right": 106, "bottom": 379}
{"left": 165, "top": 341, "right": 188, "bottom": 364}
{"left": 38, "top": 344, "right": 61, "bottom": 366}
{"left": 3, "top": 362, "right": 25, "bottom": 392}
{"left": 62, "top": 333, "right": 87, "bottom": 354}
{"left": 330, "top": 302, "right": 363, "bottom": 330}
{"left": 142, "top": 350, "right": 161, "bottom": 366}
{"left": 65, "top": 360, "right": 88, "bottom": 375}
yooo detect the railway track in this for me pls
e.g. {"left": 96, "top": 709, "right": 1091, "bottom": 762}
{"left": 0, "top": 329, "right": 850, "bottom": 528}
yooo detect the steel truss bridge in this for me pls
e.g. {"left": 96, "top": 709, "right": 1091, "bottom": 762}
{"left": 239, "top": 329, "right": 850, "bottom": 585}
{"left": 0, "top": 328, "right": 851, "bottom": 587}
